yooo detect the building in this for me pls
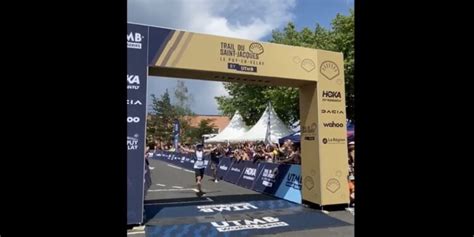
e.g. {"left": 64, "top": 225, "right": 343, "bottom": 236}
{"left": 146, "top": 114, "right": 230, "bottom": 133}
{"left": 184, "top": 115, "right": 230, "bottom": 133}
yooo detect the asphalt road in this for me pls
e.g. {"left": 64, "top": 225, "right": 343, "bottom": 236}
{"left": 127, "top": 158, "right": 354, "bottom": 237}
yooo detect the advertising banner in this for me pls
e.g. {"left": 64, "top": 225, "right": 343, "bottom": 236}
{"left": 127, "top": 23, "right": 149, "bottom": 225}
{"left": 252, "top": 163, "right": 291, "bottom": 196}
{"left": 274, "top": 165, "right": 302, "bottom": 204}
{"left": 223, "top": 159, "right": 246, "bottom": 184}
{"left": 236, "top": 161, "right": 262, "bottom": 189}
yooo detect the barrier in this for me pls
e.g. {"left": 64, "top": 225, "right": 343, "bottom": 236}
{"left": 151, "top": 151, "right": 302, "bottom": 204}
{"left": 273, "top": 164, "right": 302, "bottom": 204}
{"left": 215, "top": 157, "right": 232, "bottom": 180}
{"left": 236, "top": 161, "right": 263, "bottom": 189}
{"left": 253, "top": 163, "right": 289, "bottom": 195}
{"left": 223, "top": 159, "right": 246, "bottom": 184}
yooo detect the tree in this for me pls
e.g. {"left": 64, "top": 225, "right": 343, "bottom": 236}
{"left": 271, "top": 10, "right": 355, "bottom": 121}
{"left": 216, "top": 10, "right": 355, "bottom": 123}
{"left": 147, "top": 80, "right": 196, "bottom": 144}
{"left": 331, "top": 10, "right": 355, "bottom": 120}
{"left": 148, "top": 90, "right": 176, "bottom": 143}
{"left": 187, "top": 119, "right": 216, "bottom": 144}
{"left": 215, "top": 83, "right": 299, "bottom": 126}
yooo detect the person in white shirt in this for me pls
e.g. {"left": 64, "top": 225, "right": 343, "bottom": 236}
{"left": 179, "top": 143, "right": 217, "bottom": 195}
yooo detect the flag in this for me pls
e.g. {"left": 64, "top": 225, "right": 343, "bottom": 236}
{"left": 173, "top": 119, "right": 180, "bottom": 151}
{"left": 264, "top": 102, "right": 272, "bottom": 145}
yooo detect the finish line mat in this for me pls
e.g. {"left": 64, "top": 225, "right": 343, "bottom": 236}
{"left": 144, "top": 198, "right": 351, "bottom": 236}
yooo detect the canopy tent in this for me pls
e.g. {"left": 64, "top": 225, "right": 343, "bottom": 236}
{"left": 204, "top": 111, "right": 249, "bottom": 143}
{"left": 232, "top": 103, "right": 293, "bottom": 144}
{"left": 278, "top": 132, "right": 301, "bottom": 144}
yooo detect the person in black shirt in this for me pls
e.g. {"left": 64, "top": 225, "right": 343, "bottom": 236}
{"left": 210, "top": 144, "right": 224, "bottom": 182}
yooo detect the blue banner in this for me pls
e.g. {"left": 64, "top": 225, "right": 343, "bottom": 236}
{"left": 223, "top": 159, "right": 246, "bottom": 184}
{"left": 214, "top": 158, "right": 232, "bottom": 180}
{"left": 236, "top": 161, "right": 262, "bottom": 189}
{"left": 274, "top": 165, "right": 302, "bottom": 204}
{"left": 127, "top": 23, "right": 149, "bottom": 225}
{"left": 148, "top": 152, "right": 302, "bottom": 204}
{"left": 174, "top": 153, "right": 188, "bottom": 168}
{"left": 252, "top": 163, "right": 291, "bottom": 196}
{"left": 127, "top": 24, "right": 175, "bottom": 225}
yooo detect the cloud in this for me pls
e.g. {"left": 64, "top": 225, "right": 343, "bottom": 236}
{"left": 128, "top": 0, "right": 296, "bottom": 40}
{"left": 147, "top": 77, "right": 229, "bottom": 115}
{"left": 129, "top": 0, "right": 296, "bottom": 114}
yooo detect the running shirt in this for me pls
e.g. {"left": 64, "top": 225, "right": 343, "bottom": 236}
{"left": 194, "top": 150, "right": 206, "bottom": 169}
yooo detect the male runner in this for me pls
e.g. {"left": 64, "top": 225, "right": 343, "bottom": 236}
{"left": 179, "top": 143, "right": 216, "bottom": 195}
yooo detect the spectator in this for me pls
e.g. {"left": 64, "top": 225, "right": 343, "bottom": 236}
{"left": 252, "top": 144, "right": 266, "bottom": 163}
{"left": 348, "top": 141, "right": 355, "bottom": 207}
{"left": 210, "top": 144, "right": 224, "bottom": 182}
{"left": 263, "top": 144, "right": 275, "bottom": 163}
{"left": 280, "top": 143, "right": 301, "bottom": 164}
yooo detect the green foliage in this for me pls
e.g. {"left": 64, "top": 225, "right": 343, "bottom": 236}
{"left": 216, "top": 9, "right": 354, "bottom": 123}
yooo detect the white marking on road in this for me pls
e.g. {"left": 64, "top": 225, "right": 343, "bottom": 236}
{"left": 127, "top": 231, "right": 145, "bottom": 235}
{"left": 132, "top": 226, "right": 145, "bottom": 231}
{"left": 148, "top": 188, "right": 198, "bottom": 192}
{"left": 172, "top": 186, "right": 183, "bottom": 189}
{"left": 183, "top": 169, "right": 194, "bottom": 173}
{"left": 322, "top": 210, "right": 330, "bottom": 214}
{"left": 145, "top": 197, "right": 214, "bottom": 206}
{"left": 155, "top": 184, "right": 166, "bottom": 187}
{"left": 167, "top": 164, "right": 182, "bottom": 170}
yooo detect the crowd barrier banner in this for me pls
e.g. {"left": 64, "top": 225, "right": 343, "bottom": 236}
{"left": 273, "top": 164, "right": 302, "bottom": 204}
{"left": 151, "top": 151, "right": 302, "bottom": 204}
{"left": 223, "top": 159, "right": 246, "bottom": 184}
{"left": 215, "top": 157, "right": 232, "bottom": 180}
{"left": 236, "top": 161, "right": 263, "bottom": 189}
{"left": 253, "top": 163, "right": 292, "bottom": 196}
{"left": 153, "top": 151, "right": 213, "bottom": 172}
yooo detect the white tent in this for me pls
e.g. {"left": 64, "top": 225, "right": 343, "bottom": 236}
{"left": 204, "top": 111, "right": 249, "bottom": 143}
{"left": 232, "top": 103, "right": 293, "bottom": 143}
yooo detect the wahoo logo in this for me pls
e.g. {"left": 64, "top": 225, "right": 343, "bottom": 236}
{"left": 323, "top": 121, "right": 344, "bottom": 128}
{"left": 231, "top": 167, "right": 241, "bottom": 172}
{"left": 219, "top": 165, "right": 228, "bottom": 171}
{"left": 127, "top": 99, "right": 142, "bottom": 105}
{"left": 127, "top": 32, "right": 144, "bottom": 49}
{"left": 211, "top": 216, "right": 288, "bottom": 232}
{"left": 197, "top": 203, "right": 258, "bottom": 213}
{"left": 127, "top": 74, "right": 140, "bottom": 90}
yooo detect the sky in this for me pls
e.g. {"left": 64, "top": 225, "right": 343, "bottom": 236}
{"left": 128, "top": 0, "right": 354, "bottom": 115}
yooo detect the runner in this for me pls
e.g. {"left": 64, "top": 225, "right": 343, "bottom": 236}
{"left": 179, "top": 143, "right": 217, "bottom": 195}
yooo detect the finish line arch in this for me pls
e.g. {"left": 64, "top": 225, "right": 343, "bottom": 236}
{"left": 127, "top": 23, "right": 349, "bottom": 224}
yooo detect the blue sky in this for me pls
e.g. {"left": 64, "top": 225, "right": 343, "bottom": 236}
{"left": 128, "top": 0, "right": 353, "bottom": 115}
